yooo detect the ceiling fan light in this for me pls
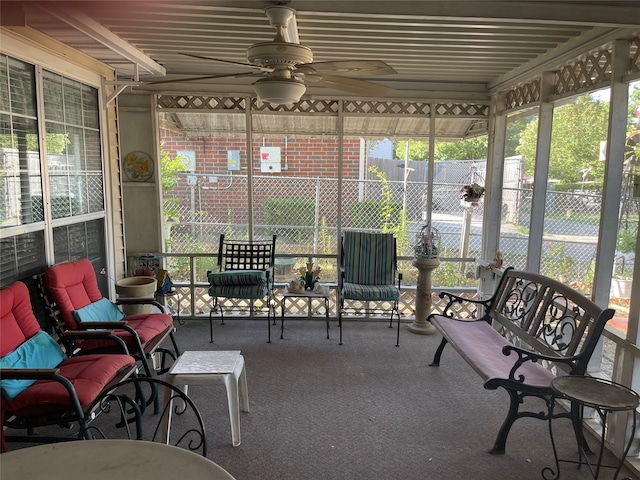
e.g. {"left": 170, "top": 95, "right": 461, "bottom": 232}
{"left": 254, "top": 77, "right": 306, "bottom": 105}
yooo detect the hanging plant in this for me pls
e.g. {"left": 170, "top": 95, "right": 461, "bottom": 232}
{"left": 460, "top": 183, "right": 485, "bottom": 203}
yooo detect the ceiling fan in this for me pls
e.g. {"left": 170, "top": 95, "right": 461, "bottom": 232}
{"left": 150, "top": 5, "right": 397, "bottom": 104}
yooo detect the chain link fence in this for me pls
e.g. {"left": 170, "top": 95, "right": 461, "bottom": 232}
{"left": 163, "top": 173, "right": 637, "bottom": 295}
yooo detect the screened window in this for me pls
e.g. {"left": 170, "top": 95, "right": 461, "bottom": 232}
{"left": 0, "top": 56, "right": 43, "bottom": 228}
{"left": 43, "top": 70, "right": 104, "bottom": 219}
{"left": 0, "top": 53, "right": 107, "bottom": 288}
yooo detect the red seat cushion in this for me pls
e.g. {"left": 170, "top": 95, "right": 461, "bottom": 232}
{"left": 0, "top": 282, "right": 41, "bottom": 356}
{"left": 4, "top": 353, "right": 135, "bottom": 417}
{"left": 73, "top": 312, "right": 174, "bottom": 352}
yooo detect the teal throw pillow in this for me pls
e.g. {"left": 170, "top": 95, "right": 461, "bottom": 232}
{"left": 72, "top": 297, "right": 125, "bottom": 323}
{"left": 0, "top": 331, "right": 67, "bottom": 401}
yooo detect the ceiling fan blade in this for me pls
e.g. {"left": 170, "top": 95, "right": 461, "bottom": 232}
{"left": 298, "top": 60, "right": 396, "bottom": 77}
{"left": 147, "top": 72, "right": 259, "bottom": 85}
{"left": 179, "top": 53, "right": 273, "bottom": 73}
{"left": 313, "top": 75, "right": 394, "bottom": 96}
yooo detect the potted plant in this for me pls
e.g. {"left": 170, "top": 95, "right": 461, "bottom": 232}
{"left": 460, "top": 183, "right": 485, "bottom": 205}
{"left": 611, "top": 229, "right": 636, "bottom": 298}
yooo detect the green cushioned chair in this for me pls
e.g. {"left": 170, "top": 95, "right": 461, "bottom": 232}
{"left": 207, "top": 234, "right": 277, "bottom": 343}
{"left": 339, "top": 231, "right": 402, "bottom": 346}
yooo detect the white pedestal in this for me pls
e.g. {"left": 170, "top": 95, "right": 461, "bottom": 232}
{"left": 409, "top": 257, "right": 440, "bottom": 335}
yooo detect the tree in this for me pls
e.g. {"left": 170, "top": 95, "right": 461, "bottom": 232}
{"left": 393, "top": 137, "right": 488, "bottom": 161}
{"left": 0, "top": 133, "right": 69, "bottom": 154}
{"left": 517, "top": 94, "right": 609, "bottom": 189}
{"left": 433, "top": 136, "right": 487, "bottom": 161}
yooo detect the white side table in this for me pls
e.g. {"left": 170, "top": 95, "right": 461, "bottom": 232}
{"left": 164, "top": 350, "right": 249, "bottom": 447}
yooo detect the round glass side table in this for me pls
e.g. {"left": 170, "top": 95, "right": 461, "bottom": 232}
{"left": 543, "top": 376, "right": 639, "bottom": 480}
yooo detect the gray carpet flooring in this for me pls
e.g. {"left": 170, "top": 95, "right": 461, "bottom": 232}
{"left": 166, "top": 318, "right": 639, "bottom": 480}
{"left": 5, "top": 318, "right": 639, "bottom": 479}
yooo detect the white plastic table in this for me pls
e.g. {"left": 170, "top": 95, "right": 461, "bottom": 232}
{"left": 1, "top": 439, "right": 236, "bottom": 480}
{"left": 164, "top": 350, "right": 249, "bottom": 447}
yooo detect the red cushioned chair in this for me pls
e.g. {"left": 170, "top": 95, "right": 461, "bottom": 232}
{"left": 0, "top": 281, "right": 136, "bottom": 451}
{"left": 40, "top": 259, "right": 180, "bottom": 377}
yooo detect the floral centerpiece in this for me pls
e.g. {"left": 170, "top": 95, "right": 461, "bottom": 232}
{"left": 460, "top": 183, "right": 485, "bottom": 203}
{"left": 299, "top": 262, "right": 321, "bottom": 290}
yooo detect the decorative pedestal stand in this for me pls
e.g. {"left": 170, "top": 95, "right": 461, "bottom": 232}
{"left": 409, "top": 257, "right": 440, "bottom": 335}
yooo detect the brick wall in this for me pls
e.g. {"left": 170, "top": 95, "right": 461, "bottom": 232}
{"left": 160, "top": 128, "right": 363, "bottom": 224}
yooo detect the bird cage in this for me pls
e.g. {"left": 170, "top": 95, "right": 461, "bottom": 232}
{"left": 414, "top": 224, "right": 441, "bottom": 260}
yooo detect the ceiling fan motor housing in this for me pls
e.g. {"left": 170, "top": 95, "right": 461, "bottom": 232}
{"left": 253, "top": 77, "right": 306, "bottom": 104}
{"left": 247, "top": 41, "right": 313, "bottom": 67}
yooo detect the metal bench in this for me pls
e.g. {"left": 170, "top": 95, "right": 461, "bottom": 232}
{"left": 428, "top": 267, "right": 615, "bottom": 454}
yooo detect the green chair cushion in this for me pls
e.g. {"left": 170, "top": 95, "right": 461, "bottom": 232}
{"left": 208, "top": 270, "right": 267, "bottom": 286}
{"left": 342, "top": 282, "right": 400, "bottom": 302}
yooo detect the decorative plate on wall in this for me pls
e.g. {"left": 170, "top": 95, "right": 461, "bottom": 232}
{"left": 124, "top": 151, "right": 154, "bottom": 182}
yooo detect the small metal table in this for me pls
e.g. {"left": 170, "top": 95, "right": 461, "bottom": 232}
{"left": 544, "top": 376, "right": 639, "bottom": 480}
{"left": 280, "top": 286, "right": 332, "bottom": 340}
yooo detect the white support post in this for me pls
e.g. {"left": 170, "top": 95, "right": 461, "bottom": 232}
{"left": 481, "top": 93, "right": 506, "bottom": 294}
{"left": 527, "top": 72, "right": 555, "bottom": 274}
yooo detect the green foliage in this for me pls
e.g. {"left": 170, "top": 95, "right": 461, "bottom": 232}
{"left": 351, "top": 166, "right": 403, "bottom": 231}
{"left": 318, "top": 216, "right": 333, "bottom": 255}
{"left": 0, "top": 133, "right": 68, "bottom": 154}
{"left": 617, "top": 228, "right": 637, "bottom": 254}
{"left": 431, "top": 259, "right": 476, "bottom": 288}
{"left": 263, "top": 198, "right": 316, "bottom": 244}
{"left": 166, "top": 245, "right": 218, "bottom": 282}
{"left": 505, "top": 116, "right": 535, "bottom": 157}
{"left": 392, "top": 137, "right": 488, "bottom": 162}
{"left": 394, "top": 140, "right": 429, "bottom": 161}
{"left": 349, "top": 200, "right": 400, "bottom": 229}
{"left": 433, "top": 137, "right": 488, "bottom": 161}
{"left": 160, "top": 145, "right": 189, "bottom": 192}
{"left": 517, "top": 95, "right": 609, "bottom": 189}
{"left": 542, "top": 242, "right": 574, "bottom": 280}
{"left": 368, "top": 166, "right": 398, "bottom": 233}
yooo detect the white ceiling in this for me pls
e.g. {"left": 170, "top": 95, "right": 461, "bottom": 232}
{"left": 3, "top": 0, "right": 640, "bottom": 101}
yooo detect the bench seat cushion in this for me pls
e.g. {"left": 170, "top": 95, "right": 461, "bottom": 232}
{"left": 430, "top": 315, "right": 556, "bottom": 388}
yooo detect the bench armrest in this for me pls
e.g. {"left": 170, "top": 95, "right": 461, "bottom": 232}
{"left": 500, "top": 344, "right": 579, "bottom": 381}
{"left": 437, "top": 290, "right": 493, "bottom": 321}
